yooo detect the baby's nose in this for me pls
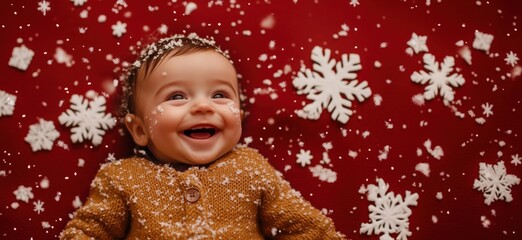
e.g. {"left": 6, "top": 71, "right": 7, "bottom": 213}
{"left": 190, "top": 97, "right": 215, "bottom": 114}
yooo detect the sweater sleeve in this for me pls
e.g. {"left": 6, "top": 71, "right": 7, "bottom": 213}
{"left": 253, "top": 151, "right": 346, "bottom": 240}
{"left": 60, "top": 163, "right": 129, "bottom": 240}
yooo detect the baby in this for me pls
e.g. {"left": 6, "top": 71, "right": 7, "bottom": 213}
{"left": 60, "top": 33, "right": 345, "bottom": 239}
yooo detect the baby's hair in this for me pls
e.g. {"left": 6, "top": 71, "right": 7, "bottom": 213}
{"left": 119, "top": 33, "right": 230, "bottom": 116}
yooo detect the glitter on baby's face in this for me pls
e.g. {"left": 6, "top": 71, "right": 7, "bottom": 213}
{"left": 227, "top": 101, "right": 241, "bottom": 125}
{"left": 146, "top": 105, "right": 164, "bottom": 137}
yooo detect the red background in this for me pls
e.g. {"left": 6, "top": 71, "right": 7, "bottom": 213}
{"left": 1, "top": 0, "right": 521, "bottom": 239}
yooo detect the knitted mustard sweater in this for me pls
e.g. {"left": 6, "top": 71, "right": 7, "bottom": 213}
{"left": 60, "top": 147, "right": 345, "bottom": 239}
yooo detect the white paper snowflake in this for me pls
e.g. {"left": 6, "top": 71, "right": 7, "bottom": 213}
{"left": 472, "top": 31, "right": 494, "bottom": 52}
{"left": 309, "top": 165, "right": 337, "bottom": 183}
{"left": 13, "top": 185, "right": 34, "bottom": 203}
{"left": 33, "top": 200, "right": 45, "bottom": 214}
{"left": 0, "top": 90, "right": 17, "bottom": 117}
{"left": 8, "top": 44, "right": 35, "bottom": 71}
{"left": 296, "top": 149, "right": 313, "bottom": 167}
{"left": 411, "top": 53, "right": 465, "bottom": 103}
{"left": 511, "top": 154, "right": 521, "bottom": 166}
{"left": 407, "top": 33, "right": 429, "bottom": 54}
{"left": 504, "top": 51, "right": 519, "bottom": 67}
{"left": 58, "top": 93, "right": 116, "bottom": 146}
{"left": 360, "top": 178, "right": 419, "bottom": 240}
{"left": 112, "top": 21, "right": 127, "bottom": 37}
{"left": 349, "top": 0, "right": 360, "bottom": 7}
{"left": 24, "top": 118, "right": 60, "bottom": 152}
{"left": 38, "top": 0, "right": 51, "bottom": 16}
{"left": 71, "top": 0, "right": 87, "bottom": 6}
{"left": 473, "top": 161, "right": 520, "bottom": 205}
{"left": 423, "top": 139, "right": 444, "bottom": 160}
{"left": 293, "top": 46, "right": 371, "bottom": 124}
{"left": 481, "top": 102, "right": 493, "bottom": 117}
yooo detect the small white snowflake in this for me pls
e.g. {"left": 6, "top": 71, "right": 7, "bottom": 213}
{"left": 411, "top": 53, "right": 465, "bottom": 103}
{"left": 54, "top": 47, "right": 74, "bottom": 67}
{"left": 8, "top": 45, "right": 35, "bottom": 71}
{"left": 33, "top": 200, "right": 45, "bottom": 214}
{"left": 106, "top": 153, "right": 116, "bottom": 162}
{"left": 472, "top": 31, "right": 494, "bottom": 52}
{"left": 473, "top": 161, "right": 520, "bottom": 205}
{"left": 293, "top": 46, "right": 371, "bottom": 124}
{"left": 111, "top": 21, "right": 127, "bottom": 37}
{"left": 309, "top": 165, "right": 337, "bottom": 183}
{"left": 13, "top": 185, "right": 34, "bottom": 203}
{"left": 360, "top": 178, "right": 419, "bottom": 240}
{"left": 115, "top": 0, "right": 127, "bottom": 7}
{"left": 0, "top": 90, "right": 17, "bottom": 117}
{"left": 407, "top": 33, "right": 429, "bottom": 54}
{"left": 511, "top": 154, "right": 521, "bottom": 166}
{"left": 481, "top": 102, "right": 493, "bottom": 117}
{"left": 349, "top": 0, "right": 360, "bottom": 7}
{"left": 423, "top": 139, "right": 444, "bottom": 160}
{"left": 71, "top": 0, "right": 87, "bottom": 6}
{"left": 37, "top": 0, "right": 51, "bottom": 16}
{"left": 24, "top": 118, "right": 60, "bottom": 152}
{"left": 58, "top": 92, "right": 116, "bottom": 146}
{"left": 504, "top": 51, "right": 519, "bottom": 67}
{"left": 158, "top": 24, "right": 168, "bottom": 34}
{"left": 184, "top": 2, "right": 198, "bottom": 15}
{"left": 296, "top": 149, "right": 313, "bottom": 167}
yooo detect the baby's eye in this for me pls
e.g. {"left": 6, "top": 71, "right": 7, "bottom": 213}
{"left": 212, "top": 92, "right": 226, "bottom": 99}
{"left": 168, "top": 93, "right": 186, "bottom": 101}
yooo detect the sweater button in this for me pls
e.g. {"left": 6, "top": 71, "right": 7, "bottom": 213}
{"left": 185, "top": 188, "right": 200, "bottom": 203}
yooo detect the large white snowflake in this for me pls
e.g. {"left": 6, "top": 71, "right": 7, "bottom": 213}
{"left": 293, "top": 46, "right": 371, "bottom": 124}
{"left": 472, "top": 31, "right": 494, "bottom": 52}
{"left": 58, "top": 92, "right": 116, "bottom": 146}
{"left": 0, "top": 90, "right": 17, "bottom": 117}
{"left": 360, "top": 178, "right": 419, "bottom": 240}
{"left": 411, "top": 53, "right": 465, "bottom": 103}
{"left": 8, "top": 44, "right": 35, "bottom": 71}
{"left": 473, "top": 161, "right": 520, "bottom": 205}
{"left": 24, "top": 118, "right": 60, "bottom": 152}
{"left": 407, "top": 32, "right": 429, "bottom": 54}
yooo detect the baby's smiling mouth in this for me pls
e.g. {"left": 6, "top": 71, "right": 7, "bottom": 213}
{"left": 183, "top": 127, "right": 217, "bottom": 139}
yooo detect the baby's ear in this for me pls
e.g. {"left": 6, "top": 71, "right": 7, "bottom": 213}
{"left": 124, "top": 114, "right": 149, "bottom": 147}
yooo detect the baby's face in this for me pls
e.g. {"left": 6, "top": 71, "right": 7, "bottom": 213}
{"left": 132, "top": 50, "right": 242, "bottom": 165}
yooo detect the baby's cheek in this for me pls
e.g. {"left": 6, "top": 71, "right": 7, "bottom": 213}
{"left": 226, "top": 101, "right": 241, "bottom": 124}
{"left": 145, "top": 105, "right": 165, "bottom": 137}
